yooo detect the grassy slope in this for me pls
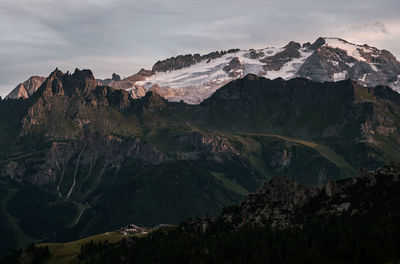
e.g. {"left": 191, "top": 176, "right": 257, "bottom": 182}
{"left": 39, "top": 231, "right": 149, "bottom": 264}
{"left": 226, "top": 133, "right": 356, "bottom": 183}
{"left": 267, "top": 134, "right": 356, "bottom": 178}
{"left": 212, "top": 172, "right": 250, "bottom": 196}
{"left": 132, "top": 119, "right": 357, "bottom": 184}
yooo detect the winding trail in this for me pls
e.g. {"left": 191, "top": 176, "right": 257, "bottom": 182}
{"left": 73, "top": 207, "right": 86, "bottom": 226}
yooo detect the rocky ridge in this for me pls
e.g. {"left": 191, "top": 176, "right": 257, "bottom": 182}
{"left": 187, "top": 163, "right": 400, "bottom": 232}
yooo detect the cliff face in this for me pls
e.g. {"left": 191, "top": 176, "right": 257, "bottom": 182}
{"left": 261, "top": 41, "right": 302, "bottom": 71}
{"left": 5, "top": 76, "right": 46, "bottom": 99}
{"left": 20, "top": 69, "right": 137, "bottom": 137}
{"left": 2, "top": 131, "right": 167, "bottom": 202}
{"left": 152, "top": 49, "right": 240, "bottom": 73}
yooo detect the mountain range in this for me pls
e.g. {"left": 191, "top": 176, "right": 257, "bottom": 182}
{"left": 5, "top": 37, "right": 400, "bottom": 104}
{"left": 1, "top": 37, "right": 400, "bottom": 258}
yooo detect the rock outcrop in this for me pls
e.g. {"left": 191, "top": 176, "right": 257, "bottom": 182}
{"left": 261, "top": 41, "right": 301, "bottom": 71}
{"left": 5, "top": 76, "right": 46, "bottom": 99}
{"left": 19, "top": 68, "right": 139, "bottom": 136}
{"left": 152, "top": 49, "right": 240, "bottom": 73}
{"left": 223, "top": 57, "right": 244, "bottom": 77}
{"left": 35, "top": 68, "right": 97, "bottom": 98}
{"left": 112, "top": 73, "right": 121, "bottom": 81}
{"left": 220, "top": 175, "right": 318, "bottom": 229}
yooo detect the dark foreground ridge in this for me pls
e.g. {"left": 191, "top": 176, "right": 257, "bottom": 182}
{"left": 188, "top": 163, "right": 400, "bottom": 232}
{"left": 2, "top": 163, "right": 400, "bottom": 263}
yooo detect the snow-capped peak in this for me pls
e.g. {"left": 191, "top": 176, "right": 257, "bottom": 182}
{"left": 133, "top": 43, "right": 315, "bottom": 104}
{"left": 127, "top": 37, "right": 400, "bottom": 104}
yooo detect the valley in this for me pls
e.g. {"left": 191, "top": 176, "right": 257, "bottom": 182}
{"left": 6, "top": 163, "right": 399, "bottom": 264}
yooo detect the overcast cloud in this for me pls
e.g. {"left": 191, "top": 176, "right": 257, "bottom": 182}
{"left": 0, "top": 0, "right": 399, "bottom": 97}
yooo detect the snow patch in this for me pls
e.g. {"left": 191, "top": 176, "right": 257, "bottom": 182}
{"left": 359, "top": 74, "right": 367, "bottom": 83}
{"left": 262, "top": 48, "right": 313, "bottom": 80}
{"left": 126, "top": 38, "right": 400, "bottom": 104}
{"left": 390, "top": 75, "right": 400, "bottom": 93}
{"left": 370, "top": 64, "right": 379, "bottom": 72}
{"left": 136, "top": 48, "right": 291, "bottom": 103}
{"left": 333, "top": 71, "right": 347, "bottom": 81}
{"left": 324, "top": 38, "right": 365, "bottom": 62}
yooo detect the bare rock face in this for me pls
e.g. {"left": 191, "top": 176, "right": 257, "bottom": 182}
{"left": 1, "top": 161, "right": 24, "bottom": 181}
{"left": 298, "top": 38, "right": 400, "bottom": 88}
{"left": 91, "top": 85, "right": 134, "bottom": 111}
{"left": 148, "top": 84, "right": 184, "bottom": 99}
{"left": 270, "top": 149, "right": 292, "bottom": 170}
{"left": 152, "top": 49, "right": 240, "bottom": 73}
{"left": 123, "top": 69, "right": 155, "bottom": 83}
{"left": 1, "top": 131, "right": 167, "bottom": 199}
{"left": 97, "top": 69, "right": 156, "bottom": 92}
{"left": 261, "top": 41, "right": 301, "bottom": 71}
{"left": 248, "top": 49, "right": 265, "bottom": 60}
{"left": 112, "top": 73, "right": 121, "bottom": 81}
{"left": 371, "top": 50, "right": 400, "bottom": 82}
{"left": 5, "top": 76, "right": 46, "bottom": 99}
{"left": 129, "top": 85, "right": 147, "bottom": 99}
{"left": 309, "top": 37, "right": 326, "bottom": 50}
{"left": 175, "top": 132, "right": 239, "bottom": 158}
{"left": 298, "top": 45, "right": 357, "bottom": 82}
{"left": 36, "top": 68, "right": 97, "bottom": 98}
{"left": 223, "top": 57, "right": 244, "bottom": 77}
{"left": 20, "top": 68, "right": 136, "bottom": 136}
{"left": 152, "top": 54, "right": 203, "bottom": 72}
{"left": 132, "top": 91, "right": 168, "bottom": 115}
{"left": 347, "top": 61, "right": 382, "bottom": 85}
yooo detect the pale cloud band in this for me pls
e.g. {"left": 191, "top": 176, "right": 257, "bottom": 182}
{"left": 0, "top": 0, "right": 399, "bottom": 97}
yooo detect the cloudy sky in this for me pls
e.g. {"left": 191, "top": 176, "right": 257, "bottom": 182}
{"left": 0, "top": 0, "right": 399, "bottom": 97}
